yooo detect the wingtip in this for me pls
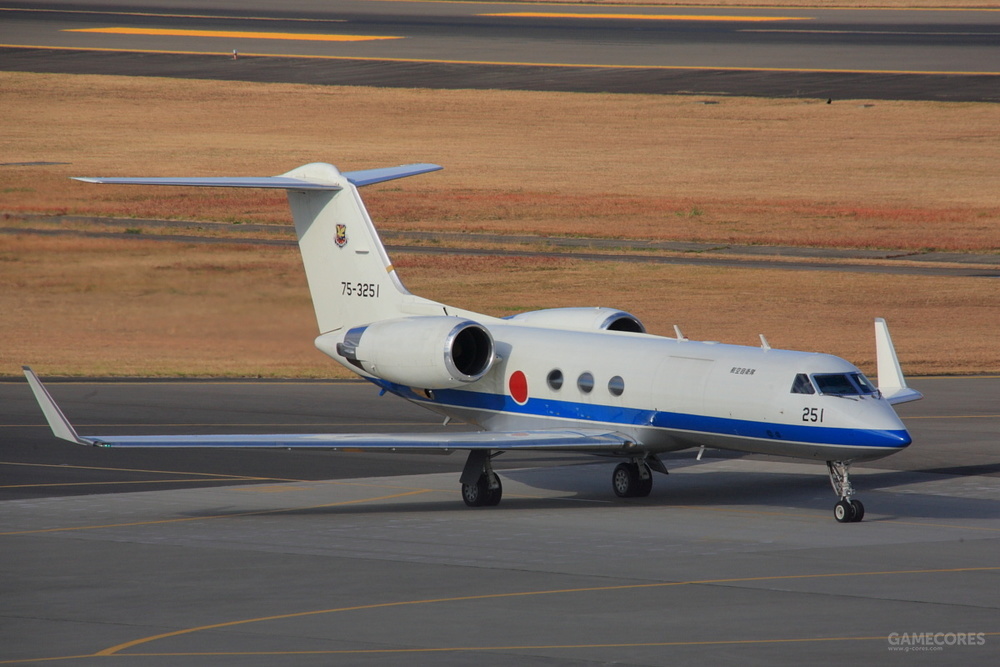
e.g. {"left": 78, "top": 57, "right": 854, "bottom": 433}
{"left": 22, "top": 367, "right": 90, "bottom": 445}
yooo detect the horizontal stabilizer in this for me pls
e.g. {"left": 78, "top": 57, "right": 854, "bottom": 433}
{"left": 343, "top": 163, "right": 443, "bottom": 186}
{"left": 72, "top": 176, "right": 341, "bottom": 190}
{"left": 72, "top": 163, "right": 443, "bottom": 190}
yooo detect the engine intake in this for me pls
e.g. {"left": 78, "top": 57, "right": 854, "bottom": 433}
{"left": 325, "top": 317, "right": 495, "bottom": 389}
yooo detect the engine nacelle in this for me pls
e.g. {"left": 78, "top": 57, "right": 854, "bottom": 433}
{"left": 320, "top": 317, "right": 495, "bottom": 389}
{"left": 504, "top": 307, "right": 646, "bottom": 333}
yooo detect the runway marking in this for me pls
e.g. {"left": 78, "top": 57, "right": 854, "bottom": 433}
{"left": 92, "top": 632, "right": 1000, "bottom": 656}
{"left": 0, "top": 488, "right": 435, "bottom": 537}
{"left": 91, "top": 566, "right": 1000, "bottom": 657}
{"left": 372, "top": 0, "right": 1000, "bottom": 12}
{"left": 3, "top": 43, "right": 995, "bottom": 76}
{"left": 64, "top": 28, "right": 403, "bottom": 42}
{"left": 744, "top": 29, "right": 1000, "bottom": 36}
{"left": 483, "top": 12, "right": 812, "bottom": 23}
{"left": 0, "top": 7, "right": 347, "bottom": 23}
{"left": 237, "top": 484, "right": 315, "bottom": 493}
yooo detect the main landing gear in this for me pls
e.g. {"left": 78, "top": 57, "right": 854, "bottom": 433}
{"left": 827, "top": 460, "right": 865, "bottom": 523}
{"left": 612, "top": 458, "right": 662, "bottom": 498}
{"left": 460, "top": 450, "right": 502, "bottom": 507}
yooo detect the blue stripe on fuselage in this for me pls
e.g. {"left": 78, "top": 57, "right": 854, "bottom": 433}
{"left": 369, "top": 380, "right": 910, "bottom": 450}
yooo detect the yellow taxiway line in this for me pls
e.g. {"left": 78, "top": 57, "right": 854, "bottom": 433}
{"left": 91, "top": 566, "right": 1000, "bottom": 657}
{"left": 65, "top": 27, "right": 402, "bottom": 42}
{"left": 483, "top": 12, "right": 812, "bottom": 22}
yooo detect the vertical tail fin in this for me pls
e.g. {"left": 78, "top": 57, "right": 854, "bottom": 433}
{"left": 74, "top": 162, "right": 449, "bottom": 334}
{"left": 281, "top": 163, "right": 444, "bottom": 334}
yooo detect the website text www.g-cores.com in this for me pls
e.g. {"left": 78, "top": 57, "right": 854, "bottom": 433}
{"left": 887, "top": 632, "right": 986, "bottom": 652}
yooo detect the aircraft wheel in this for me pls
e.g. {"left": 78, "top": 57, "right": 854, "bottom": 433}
{"left": 834, "top": 499, "right": 854, "bottom": 523}
{"left": 462, "top": 476, "right": 489, "bottom": 507}
{"left": 485, "top": 475, "right": 503, "bottom": 506}
{"left": 462, "top": 474, "right": 501, "bottom": 507}
{"left": 850, "top": 499, "right": 865, "bottom": 522}
{"left": 612, "top": 462, "right": 639, "bottom": 498}
{"left": 635, "top": 464, "right": 653, "bottom": 497}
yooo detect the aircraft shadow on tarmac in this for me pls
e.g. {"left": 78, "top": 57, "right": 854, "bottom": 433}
{"left": 174, "top": 460, "right": 996, "bottom": 522}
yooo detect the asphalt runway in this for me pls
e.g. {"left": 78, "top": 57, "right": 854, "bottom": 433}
{"left": 2, "top": 377, "right": 998, "bottom": 663}
{"left": 2, "top": 0, "right": 999, "bottom": 100}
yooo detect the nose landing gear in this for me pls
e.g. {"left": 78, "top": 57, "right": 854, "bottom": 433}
{"left": 828, "top": 460, "right": 865, "bottom": 522}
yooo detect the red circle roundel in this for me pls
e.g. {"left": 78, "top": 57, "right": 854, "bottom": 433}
{"left": 509, "top": 370, "right": 528, "bottom": 405}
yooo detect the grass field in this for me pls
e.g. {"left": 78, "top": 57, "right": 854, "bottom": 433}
{"left": 1, "top": 72, "right": 997, "bottom": 377}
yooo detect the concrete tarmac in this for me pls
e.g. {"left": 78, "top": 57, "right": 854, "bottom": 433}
{"left": 2, "top": 377, "right": 998, "bottom": 664}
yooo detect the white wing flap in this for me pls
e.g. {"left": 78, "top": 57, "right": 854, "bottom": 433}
{"left": 23, "top": 368, "right": 632, "bottom": 452}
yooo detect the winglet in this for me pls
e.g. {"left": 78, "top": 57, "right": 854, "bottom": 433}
{"left": 22, "top": 367, "right": 94, "bottom": 445}
{"left": 874, "top": 319, "right": 922, "bottom": 405}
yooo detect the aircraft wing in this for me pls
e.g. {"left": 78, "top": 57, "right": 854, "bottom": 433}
{"left": 23, "top": 368, "right": 633, "bottom": 452}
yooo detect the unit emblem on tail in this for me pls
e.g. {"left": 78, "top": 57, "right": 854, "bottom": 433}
{"left": 335, "top": 223, "right": 348, "bottom": 248}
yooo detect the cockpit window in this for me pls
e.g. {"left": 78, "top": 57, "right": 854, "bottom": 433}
{"left": 791, "top": 373, "right": 815, "bottom": 395}
{"left": 851, "top": 372, "right": 878, "bottom": 395}
{"left": 813, "top": 373, "right": 879, "bottom": 397}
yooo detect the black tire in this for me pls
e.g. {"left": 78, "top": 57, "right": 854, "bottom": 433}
{"left": 834, "top": 499, "right": 853, "bottom": 523}
{"left": 463, "top": 474, "right": 501, "bottom": 507}
{"left": 850, "top": 499, "right": 865, "bottom": 522}
{"left": 485, "top": 475, "right": 503, "bottom": 506}
{"left": 635, "top": 464, "right": 653, "bottom": 497}
{"left": 612, "top": 462, "right": 638, "bottom": 498}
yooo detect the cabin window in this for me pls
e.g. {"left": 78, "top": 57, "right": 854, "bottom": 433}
{"left": 577, "top": 372, "right": 594, "bottom": 393}
{"left": 547, "top": 369, "right": 564, "bottom": 391}
{"left": 813, "top": 373, "right": 879, "bottom": 397}
{"left": 791, "top": 374, "right": 815, "bottom": 395}
{"left": 608, "top": 376, "right": 625, "bottom": 397}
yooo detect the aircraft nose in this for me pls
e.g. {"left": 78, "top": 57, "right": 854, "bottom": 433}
{"left": 878, "top": 427, "right": 911, "bottom": 448}
{"left": 849, "top": 400, "right": 911, "bottom": 449}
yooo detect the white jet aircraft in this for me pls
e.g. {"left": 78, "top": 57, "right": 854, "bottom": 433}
{"left": 24, "top": 162, "right": 923, "bottom": 522}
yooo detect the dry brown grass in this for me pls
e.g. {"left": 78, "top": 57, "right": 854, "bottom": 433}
{"left": 1, "top": 72, "right": 997, "bottom": 377}
{"left": 2, "top": 234, "right": 996, "bottom": 378}
{"left": 2, "top": 73, "right": 998, "bottom": 253}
